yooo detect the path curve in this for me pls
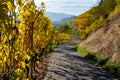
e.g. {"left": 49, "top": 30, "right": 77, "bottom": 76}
{"left": 44, "top": 43, "right": 116, "bottom": 80}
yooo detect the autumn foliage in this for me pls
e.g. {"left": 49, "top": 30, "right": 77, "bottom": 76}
{"left": 71, "top": 0, "right": 119, "bottom": 40}
{"left": 0, "top": 0, "right": 71, "bottom": 79}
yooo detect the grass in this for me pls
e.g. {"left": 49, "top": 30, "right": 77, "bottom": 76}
{"left": 76, "top": 46, "right": 109, "bottom": 66}
{"left": 76, "top": 46, "right": 120, "bottom": 78}
{"left": 75, "top": 45, "right": 89, "bottom": 57}
{"left": 78, "top": 47, "right": 89, "bottom": 57}
{"left": 49, "top": 45, "right": 58, "bottom": 52}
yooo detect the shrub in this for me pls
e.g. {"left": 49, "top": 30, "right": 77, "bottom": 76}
{"left": 103, "top": 62, "right": 120, "bottom": 77}
{"left": 73, "top": 45, "right": 78, "bottom": 51}
{"left": 85, "top": 53, "right": 98, "bottom": 63}
{"left": 98, "top": 57, "right": 109, "bottom": 66}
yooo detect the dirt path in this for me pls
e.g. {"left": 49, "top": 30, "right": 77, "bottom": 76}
{"left": 43, "top": 43, "right": 116, "bottom": 80}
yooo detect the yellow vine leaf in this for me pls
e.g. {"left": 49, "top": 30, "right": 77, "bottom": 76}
{"left": 25, "top": 55, "right": 30, "bottom": 60}
{"left": 6, "top": 1, "right": 15, "bottom": 11}
{"left": 15, "top": 68, "right": 22, "bottom": 75}
{"left": 3, "top": 57, "right": 7, "bottom": 62}
{"left": 20, "top": 61, "right": 26, "bottom": 68}
{"left": 21, "top": 0, "right": 24, "bottom": 4}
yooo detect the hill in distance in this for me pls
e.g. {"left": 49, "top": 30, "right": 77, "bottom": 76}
{"left": 45, "top": 12, "right": 75, "bottom": 22}
{"left": 45, "top": 12, "right": 76, "bottom": 28}
{"left": 53, "top": 16, "right": 76, "bottom": 28}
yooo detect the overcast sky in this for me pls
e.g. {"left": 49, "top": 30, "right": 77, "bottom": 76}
{"left": 35, "top": 0, "right": 99, "bottom": 15}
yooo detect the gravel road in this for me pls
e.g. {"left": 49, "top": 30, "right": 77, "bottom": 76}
{"left": 43, "top": 43, "right": 116, "bottom": 80}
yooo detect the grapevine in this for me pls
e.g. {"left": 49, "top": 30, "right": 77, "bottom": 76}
{"left": 0, "top": 0, "right": 71, "bottom": 79}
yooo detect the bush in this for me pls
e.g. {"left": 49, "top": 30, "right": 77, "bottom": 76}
{"left": 49, "top": 45, "right": 58, "bottom": 52}
{"left": 73, "top": 45, "right": 78, "bottom": 51}
{"left": 85, "top": 53, "right": 99, "bottom": 63}
{"left": 103, "top": 62, "right": 120, "bottom": 77}
{"left": 98, "top": 57, "right": 109, "bottom": 66}
{"left": 58, "top": 23, "right": 73, "bottom": 34}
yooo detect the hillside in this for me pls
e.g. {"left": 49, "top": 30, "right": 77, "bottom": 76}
{"left": 71, "top": 0, "right": 120, "bottom": 77}
{"left": 79, "top": 12, "right": 120, "bottom": 62}
{"left": 71, "top": 0, "right": 120, "bottom": 62}
{"left": 71, "top": 0, "right": 120, "bottom": 39}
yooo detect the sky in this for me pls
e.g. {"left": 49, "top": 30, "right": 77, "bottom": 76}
{"left": 35, "top": 0, "right": 99, "bottom": 15}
